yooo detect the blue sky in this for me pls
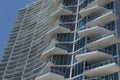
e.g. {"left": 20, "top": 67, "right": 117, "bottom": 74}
{"left": 0, "top": 0, "right": 34, "bottom": 57}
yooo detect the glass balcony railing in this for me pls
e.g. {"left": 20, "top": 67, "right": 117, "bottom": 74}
{"left": 85, "top": 58, "right": 117, "bottom": 71}
{"left": 88, "top": 10, "right": 114, "bottom": 22}
{"left": 87, "top": 31, "right": 117, "bottom": 43}
{"left": 76, "top": 49, "right": 113, "bottom": 56}
{"left": 78, "top": 25, "right": 114, "bottom": 32}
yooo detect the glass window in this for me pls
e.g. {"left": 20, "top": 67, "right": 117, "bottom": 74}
{"left": 72, "top": 62, "right": 84, "bottom": 77}
{"left": 60, "top": 15, "right": 76, "bottom": 22}
{"left": 51, "top": 67, "right": 70, "bottom": 78}
{"left": 52, "top": 54, "right": 72, "bottom": 65}
{"left": 75, "top": 37, "right": 86, "bottom": 51}
{"left": 60, "top": 23, "right": 75, "bottom": 31}
{"left": 56, "top": 33, "right": 74, "bottom": 42}
{"left": 63, "top": 0, "right": 78, "bottom": 6}
{"left": 104, "top": 44, "right": 117, "bottom": 56}
{"left": 56, "top": 43, "right": 73, "bottom": 52}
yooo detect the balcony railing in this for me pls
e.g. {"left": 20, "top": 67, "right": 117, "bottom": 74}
{"left": 85, "top": 58, "right": 117, "bottom": 71}
{"left": 88, "top": 10, "right": 114, "bottom": 22}
{"left": 78, "top": 25, "right": 114, "bottom": 31}
{"left": 87, "top": 31, "right": 117, "bottom": 43}
{"left": 76, "top": 49, "right": 113, "bottom": 56}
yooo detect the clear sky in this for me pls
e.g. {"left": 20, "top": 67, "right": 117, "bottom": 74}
{"left": 0, "top": 0, "right": 34, "bottom": 58}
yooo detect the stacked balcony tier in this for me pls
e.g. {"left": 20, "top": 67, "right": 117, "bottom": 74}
{"left": 86, "top": 10, "right": 117, "bottom": 27}
{"left": 80, "top": 5, "right": 107, "bottom": 17}
{"left": 76, "top": 49, "right": 113, "bottom": 63}
{"left": 84, "top": 59, "right": 120, "bottom": 78}
{"left": 86, "top": 31, "right": 120, "bottom": 49}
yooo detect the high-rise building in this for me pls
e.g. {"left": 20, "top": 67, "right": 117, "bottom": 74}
{"left": 0, "top": 0, "right": 120, "bottom": 80}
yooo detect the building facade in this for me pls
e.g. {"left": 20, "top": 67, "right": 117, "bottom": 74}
{"left": 0, "top": 0, "right": 120, "bottom": 80}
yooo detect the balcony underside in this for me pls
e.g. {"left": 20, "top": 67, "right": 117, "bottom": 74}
{"left": 86, "top": 11, "right": 117, "bottom": 27}
{"left": 80, "top": 5, "right": 106, "bottom": 17}
{"left": 76, "top": 51, "right": 113, "bottom": 63}
{"left": 36, "top": 73, "right": 64, "bottom": 80}
{"left": 86, "top": 35, "right": 120, "bottom": 49}
{"left": 45, "top": 26, "right": 70, "bottom": 41}
{"left": 84, "top": 63, "right": 120, "bottom": 78}
{"left": 50, "top": 7, "right": 72, "bottom": 19}
{"left": 78, "top": 26, "right": 110, "bottom": 38}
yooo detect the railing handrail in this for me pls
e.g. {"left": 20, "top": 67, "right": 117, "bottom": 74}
{"left": 85, "top": 58, "right": 117, "bottom": 71}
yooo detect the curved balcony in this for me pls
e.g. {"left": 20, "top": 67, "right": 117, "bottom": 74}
{"left": 50, "top": 3, "right": 73, "bottom": 19}
{"left": 36, "top": 69, "right": 65, "bottom": 80}
{"left": 86, "top": 10, "right": 117, "bottom": 27}
{"left": 76, "top": 49, "right": 113, "bottom": 63}
{"left": 41, "top": 44, "right": 68, "bottom": 59}
{"left": 45, "top": 25, "right": 70, "bottom": 42}
{"left": 80, "top": 5, "right": 106, "bottom": 17}
{"left": 86, "top": 31, "right": 120, "bottom": 49}
{"left": 78, "top": 26, "right": 110, "bottom": 38}
{"left": 84, "top": 59, "right": 120, "bottom": 78}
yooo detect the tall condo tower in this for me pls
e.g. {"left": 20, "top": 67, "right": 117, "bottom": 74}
{"left": 0, "top": 0, "right": 120, "bottom": 80}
